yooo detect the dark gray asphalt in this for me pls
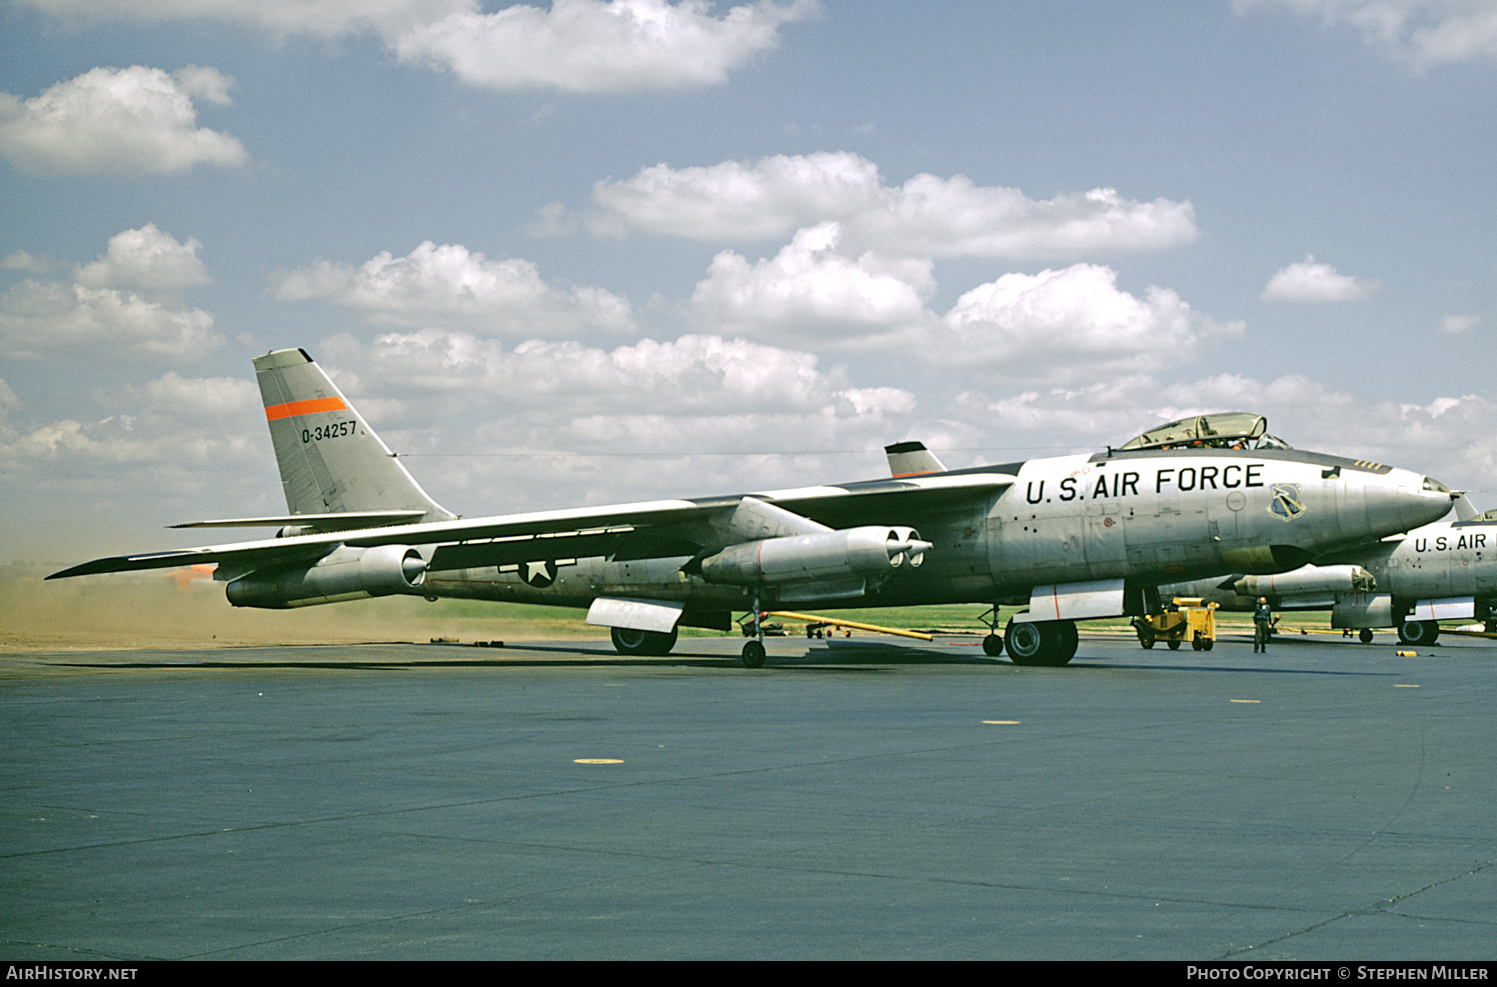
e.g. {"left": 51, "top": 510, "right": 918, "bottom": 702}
{"left": 2, "top": 631, "right": 1495, "bottom": 960}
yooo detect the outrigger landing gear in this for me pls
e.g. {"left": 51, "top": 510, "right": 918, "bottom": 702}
{"left": 979, "top": 606, "right": 1005, "bottom": 658}
{"left": 741, "top": 593, "right": 767, "bottom": 668}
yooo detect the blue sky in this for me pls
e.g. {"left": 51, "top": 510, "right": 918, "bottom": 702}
{"left": 2, "top": 0, "right": 1494, "bottom": 567}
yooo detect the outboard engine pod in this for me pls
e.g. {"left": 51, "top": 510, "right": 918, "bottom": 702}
{"left": 227, "top": 544, "right": 427, "bottom": 608}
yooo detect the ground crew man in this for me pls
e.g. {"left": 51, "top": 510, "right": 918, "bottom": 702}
{"left": 1253, "top": 596, "right": 1274, "bottom": 653}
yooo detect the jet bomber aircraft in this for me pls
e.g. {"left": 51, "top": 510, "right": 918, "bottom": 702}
{"left": 1159, "top": 504, "right": 1497, "bottom": 646}
{"left": 49, "top": 350, "right": 1457, "bottom": 667}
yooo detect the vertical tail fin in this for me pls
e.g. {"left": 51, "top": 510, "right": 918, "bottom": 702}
{"left": 254, "top": 348, "right": 454, "bottom": 522}
{"left": 885, "top": 441, "right": 947, "bottom": 477}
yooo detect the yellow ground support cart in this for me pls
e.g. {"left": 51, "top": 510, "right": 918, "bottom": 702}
{"left": 1132, "top": 597, "right": 1219, "bottom": 651}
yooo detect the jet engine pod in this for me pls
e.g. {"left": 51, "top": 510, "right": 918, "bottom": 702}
{"left": 699, "top": 526, "right": 932, "bottom": 588}
{"left": 226, "top": 544, "right": 428, "bottom": 608}
{"left": 887, "top": 526, "right": 927, "bottom": 568}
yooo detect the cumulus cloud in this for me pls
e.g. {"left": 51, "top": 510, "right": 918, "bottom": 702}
{"left": 76, "top": 224, "right": 211, "bottom": 292}
{"left": 934, "top": 264, "right": 1242, "bottom": 383}
{"left": 586, "top": 152, "right": 1198, "bottom": 257}
{"left": 1234, "top": 0, "right": 1497, "bottom": 69}
{"left": 310, "top": 328, "right": 919, "bottom": 508}
{"left": 272, "top": 241, "right": 635, "bottom": 337}
{"left": 1438, "top": 313, "right": 1480, "bottom": 334}
{"left": 0, "top": 226, "right": 221, "bottom": 359}
{"left": 0, "top": 66, "right": 246, "bottom": 176}
{"left": 589, "top": 151, "right": 882, "bottom": 240}
{"left": 1, "top": 251, "right": 57, "bottom": 274}
{"left": 394, "top": 0, "right": 818, "bottom": 91}
{"left": 17, "top": 0, "right": 816, "bottom": 92}
{"left": 1261, "top": 254, "right": 1381, "bottom": 301}
{"left": 325, "top": 328, "right": 909, "bottom": 419}
{"left": 691, "top": 223, "right": 936, "bottom": 344}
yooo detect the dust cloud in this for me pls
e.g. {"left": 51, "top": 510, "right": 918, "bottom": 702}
{"left": 0, "top": 563, "right": 600, "bottom": 652}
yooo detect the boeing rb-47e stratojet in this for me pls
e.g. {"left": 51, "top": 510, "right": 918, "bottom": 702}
{"left": 1159, "top": 502, "right": 1497, "bottom": 646}
{"left": 49, "top": 350, "right": 1457, "bottom": 667}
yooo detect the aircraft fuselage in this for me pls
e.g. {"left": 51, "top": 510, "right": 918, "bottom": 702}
{"left": 423, "top": 447, "right": 1450, "bottom": 620}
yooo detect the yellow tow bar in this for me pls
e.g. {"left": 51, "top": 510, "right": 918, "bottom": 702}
{"left": 765, "top": 611, "right": 935, "bottom": 642}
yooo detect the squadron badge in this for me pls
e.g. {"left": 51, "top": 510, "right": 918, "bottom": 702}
{"left": 1268, "top": 483, "right": 1305, "bottom": 522}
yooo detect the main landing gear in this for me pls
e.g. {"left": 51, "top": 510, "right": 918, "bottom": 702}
{"left": 1397, "top": 619, "right": 1440, "bottom": 646}
{"left": 1003, "top": 616, "right": 1078, "bottom": 667}
{"left": 610, "top": 625, "right": 678, "bottom": 656}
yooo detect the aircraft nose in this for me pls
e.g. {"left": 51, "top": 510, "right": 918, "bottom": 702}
{"left": 1412, "top": 474, "right": 1459, "bottom": 526}
{"left": 1359, "top": 471, "right": 1456, "bottom": 537}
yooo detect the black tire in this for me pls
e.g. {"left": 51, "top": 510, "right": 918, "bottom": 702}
{"left": 1359, "top": 628, "right": 1374, "bottom": 645}
{"left": 1005, "top": 619, "right": 1045, "bottom": 666}
{"left": 1054, "top": 620, "right": 1078, "bottom": 663}
{"left": 741, "top": 640, "right": 767, "bottom": 668}
{"left": 1167, "top": 638, "right": 1181, "bottom": 651}
{"left": 1202, "top": 639, "right": 1214, "bottom": 652}
{"left": 1191, "top": 638, "right": 1203, "bottom": 651}
{"left": 610, "top": 625, "right": 678, "bottom": 656}
{"left": 982, "top": 633, "right": 1005, "bottom": 658}
{"left": 1004, "top": 617, "right": 1076, "bottom": 667}
{"left": 1397, "top": 620, "right": 1440, "bottom": 646}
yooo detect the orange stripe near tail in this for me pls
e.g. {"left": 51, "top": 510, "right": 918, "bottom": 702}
{"left": 264, "top": 397, "right": 347, "bottom": 421}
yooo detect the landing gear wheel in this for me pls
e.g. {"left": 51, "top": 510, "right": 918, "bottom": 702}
{"left": 1055, "top": 620, "right": 1078, "bottom": 662}
{"left": 1398, "top": 620, "right": 1440, "bottom": 646}
{"left": 741, "top": 640, "right": 766, "bottom": 668}
{"left": 610, "top": 625, "right": 678, "bottom": 656}
{"left": 982, "top": 633, "right": 1005, "bottom": 658}
{"left": 1004, "top": 617, "right": 1077, "bottom": 667}
{"left": 1359, "top": 628, "right": 1374, "bottom": 645}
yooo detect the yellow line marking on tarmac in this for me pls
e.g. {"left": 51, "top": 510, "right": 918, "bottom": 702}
{"left": 983, "top": 720, "right": 1021, "bottom": 725}
{"left": 574, "top": 759, "right": 624, "bottom": 764}
{"left": 1395, "top": 684, "right": 1420, "bottom": 688}
{"left": 1229, "top": 699, "right": 1260, "bottom": 704}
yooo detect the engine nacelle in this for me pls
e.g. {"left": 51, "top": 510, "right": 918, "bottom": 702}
{"left": 227, "top": 544, "right": 428, "bottom": 609}
{"left": 1232, "top": 564, "right": 1373, "bottom": 603}
{"left": 699, "top": 526, "right": 931, "bottom": 588}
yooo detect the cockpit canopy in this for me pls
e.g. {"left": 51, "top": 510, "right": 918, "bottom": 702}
{"left": 1118, "top": 412, "right": 1293, "bottom": 452}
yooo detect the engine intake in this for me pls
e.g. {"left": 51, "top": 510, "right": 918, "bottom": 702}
{"left": 227, "top": 544, "right": 427, "bottom": 609}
